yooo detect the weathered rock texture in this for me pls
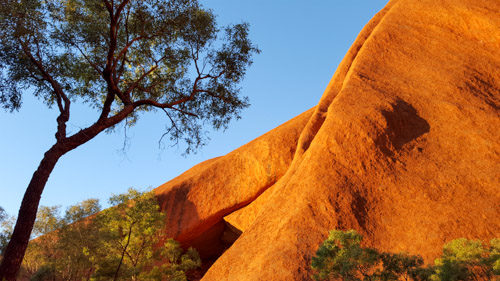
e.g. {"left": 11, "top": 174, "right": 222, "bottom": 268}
{"left": 154, "top": 0, "right": 500, "bottom": 279}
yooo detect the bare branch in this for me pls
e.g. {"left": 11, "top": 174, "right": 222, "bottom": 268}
{"left": 115, "top": 7, "right": 131, "bottom": 81}
{"left": 72, "top": 42, "right": 103, "bottom": 76}
{"left": 99, "top": 1, "right": 137, "bottom": 120}
{"left": 102, "top": 0, "right": 112, "bottom": 15}
{"left": 132, "top": 71, "right": 204, "bottom": 112}
{"left": 133, "top": 99, "right": 198, "bottom": 117}
{"left": 122, "top": 50, "right": 171, "bottom": 97}
{"left": 100, "top": 0, "right": 123, "bottom": 121}
{"left": 196, "top": 89, "right": 232, "bottom": 104}
{"left": 114, "top": 0, "right": 131, "bottom": 23}
{"left": 113, "top": 35, "right": 142, "bottom": 70}
{"left": 169, "top": 106, "right": 198, "bottom": 117}
{"left": 123, "top": 65, "right": 159, "bottom": 96}
{"left": 190, "top": 43, "right": 201, "bottom": 76}
{"left": 159, "top": 108, "right": 179, "bottom": 149}
{"left": 18, "top": 39, "right": 71, "bottom": 141}
{"left": 103, "top": 0, "right": 119, "bottom": 73}
{"left": 200, "top": 70, "right": 225, "bottom": 80}
{"left": 162, "top": 108, "right": 178, "bottom": 130}
{"left": 98, "top": 93, "right": 115, "bottom": 121}
{"left": 121, "top": 116, "right": 130, "bottom": 153}
{"left": 135, "top": 80, "right": 163, "bottom": 95}
{"left": 113, "top": 33, "right": 162, "bottom": 73}
{"left": 64, "top": 104, "right": 135, "bottom": 152}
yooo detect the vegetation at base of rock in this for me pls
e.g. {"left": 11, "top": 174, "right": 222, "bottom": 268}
{"left": 311, "top": 230, "right": 499, "bottom": 281}
{"left": 4, "top": 188, "right": 200, "bottom": 281}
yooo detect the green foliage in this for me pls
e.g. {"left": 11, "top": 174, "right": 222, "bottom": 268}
{"left": 311, "top": 230, "right": 379, "bottom": 281}
{"left": 377, "top": 252, "right": 432, "bottom": 281}
{"left": 311, "top": 230, "right": 499, "bottom": 281}
{"left": 0, "top": 208, "right": 5, "bottom": 223}
{"left": 0, "top": 0, "right": 259, "bottom": 151}
{"left": 92, "top": 188, "right": 186, "bottom": 280}
{"left": 32, "top": 205, "right": 62, "bottom": 237}
{"left": 430, "top": 238, "right": 495, "bottom": 281}
{"left": 0, "top": 207, "right": 14, "bottom": 256}
{"left": 63, "top": 198, "right": 101, "bottom": 223}
{"left": 0, "top": 207, "right": 7, "bottom": 254}
{"left": 22, "top": 189, "right": 200, "bottom": 281}
{"left": 490, "top": 239, "right": 500, "bottom": 275}
{"left": 128, "top": 239, "right": 201, "bottom": 281}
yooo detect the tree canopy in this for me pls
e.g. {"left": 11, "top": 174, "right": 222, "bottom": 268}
{"left": 0, "top": 0, "right": 259, "bottom": 150}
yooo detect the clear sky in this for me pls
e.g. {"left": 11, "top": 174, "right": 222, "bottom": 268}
{"left": 0, "top": 1, "right": 388, "bottom": 216}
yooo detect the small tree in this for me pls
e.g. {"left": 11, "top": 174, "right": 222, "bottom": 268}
{"left": 311, "top": 230, "right": 380, "bottom": 281}
{"left": 92, "top": 188, "right": 200, "bottom": 281}
{"left": 153, "top": 239, "right": 201, "bottom": 281}
{"left": 0, "top": 0, "right": 259, "bottom": 278}
{"left": 430, "top": 238, "right": 497, "bottom": 281}
{"left": 51, "top": 199, "right": 102, "bottom": 280}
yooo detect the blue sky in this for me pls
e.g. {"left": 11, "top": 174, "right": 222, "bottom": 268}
{"left": 0, "top": 1, "right": 388, "bottom": 216}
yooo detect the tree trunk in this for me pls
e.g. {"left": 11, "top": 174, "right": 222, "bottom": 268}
{"left": 0, "top": 109, "right": 130, "bottom": 280}
{"left": 113, "top": 223, "right": 134, "bottom": 281}
{"left": 0, "top": 143, "right": 65, "bottom": 281}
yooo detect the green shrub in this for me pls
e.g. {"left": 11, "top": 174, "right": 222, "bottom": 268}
{"left": 311, "top": 230, "right": 499, "bottom": 281}
{"left": 311, "top": 230, "right": 379, "bottom": 281}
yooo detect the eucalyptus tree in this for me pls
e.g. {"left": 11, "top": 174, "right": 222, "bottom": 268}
{"left": 0, "top": 0, "right": 259, "bottom": 279}
{"left": 92, "top": 189, "right": 200, "bottom": 281}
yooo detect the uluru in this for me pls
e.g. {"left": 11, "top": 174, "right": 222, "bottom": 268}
{"left": 153, "top": 0, "right": 500, "bottom": 279}
{"left": 0, "top": 0, "right": 499, "bottom": 280}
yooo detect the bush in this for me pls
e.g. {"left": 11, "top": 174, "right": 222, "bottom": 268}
{"left": 311, "top": 230, "right": 379, "bottom": 281}
{"left": 311, "top": 230, "right": 499, "bottom": 281}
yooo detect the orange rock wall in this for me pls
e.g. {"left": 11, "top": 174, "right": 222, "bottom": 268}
{"left": 154, "top": 108, "right": 314, "bottom": 256}
{"left": 155, "top": 0, "right": 500, "bottom": 279}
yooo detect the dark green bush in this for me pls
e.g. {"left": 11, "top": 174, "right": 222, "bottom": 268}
{"left": 311, "top": 230, "right": 499, "bottom": 281}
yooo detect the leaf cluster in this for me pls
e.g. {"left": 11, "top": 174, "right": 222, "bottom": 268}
{"left": 311, "top": 230, "right": 500, "bottom": 281}
{"left": 0, "top": 207, "right": 15, "bottom": 256}
{"left": 311, "top": 230, "right": 379, "bottom": 281}
{"left": 430, "top": 238, "right": 499, "bottom": 281}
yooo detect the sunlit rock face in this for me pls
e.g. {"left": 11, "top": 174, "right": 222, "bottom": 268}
{"left": 154, "top": 0, "right": 500, "bottom": 279}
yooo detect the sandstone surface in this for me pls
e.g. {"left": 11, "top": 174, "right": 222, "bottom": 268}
{"left": 154, "top": 0, "right": 500, "bottom": 279}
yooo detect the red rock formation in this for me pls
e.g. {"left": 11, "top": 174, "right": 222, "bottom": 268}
{"left": 155, "top": 0, "right": 500, "bottom": 279}
{"left": 155, "top": 108, "right": 315, "bottom": 258}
